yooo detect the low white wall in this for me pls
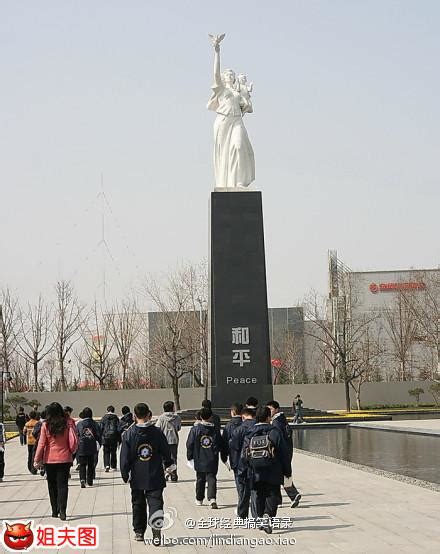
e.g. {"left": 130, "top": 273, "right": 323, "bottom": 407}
{"left": 15, "top": 380, "right": 437, "bottom": 416}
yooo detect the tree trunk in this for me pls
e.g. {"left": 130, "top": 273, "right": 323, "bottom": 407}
{"left": 356, "top": 389, "right": 361, "bottom": 410}
{"left": 172, "top": 377, "right": 181, "bottom": 410}
{"left": 33, "top": 357, "right": 39, "bottom": 392}
{"left": 345, "top": 380, "right": 351, "bottom": 412}
{"left": 59, "top": 353, "right": 66, "bottom": 391}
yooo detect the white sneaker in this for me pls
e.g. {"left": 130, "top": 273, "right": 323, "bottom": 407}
{"left": 209, "top": 499, "right": 218, "bottom": 509}
{"left": 195, "top": 500, "right": 203, "bottom": 506}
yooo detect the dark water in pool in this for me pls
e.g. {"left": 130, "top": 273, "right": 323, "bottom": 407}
{"left": 293, "top": 427, "right": 440, "bottom": 484}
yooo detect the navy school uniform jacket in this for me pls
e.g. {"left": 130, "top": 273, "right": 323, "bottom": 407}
{"left": 210, "top": 412, "right": 221, "bottom": 434}
{"left": 271, "top": 412, "right": 294, "bottom": 459}
{"left": 76, "top": 418, "right": 102, "bottom": 457}
{"left": 242, "top": 423, "right": 292, "bottom": 486}
{"left": 186, "top": 421, "right": 223, "bottom": 473}
{"left": 222, "top": 416, "right": 242, "bottom": 467}
{"left": 120, "top": 422, "right": 173, "bottom": 490}
{"left": 229, "top": 418, "right": 256, "bottom": 476}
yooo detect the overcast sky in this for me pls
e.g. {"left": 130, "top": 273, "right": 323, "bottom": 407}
{"left": 1, "top": 1, "right": 439, "bottom": 308}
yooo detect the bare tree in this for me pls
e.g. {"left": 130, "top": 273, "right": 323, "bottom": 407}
{"left": 383, "top": 290, "right": 417, "bottom": 381}
{"left": 15, "top": 295, "right": 53, "bottom": 391}
{"left": 77, "top": 303, "right": 117, "bottom": 390}
{"left": 272, "top": 331, "right": 307, "bottom": 384}
{"left": 182, "top": 262, "right": 209, "bottom": 399}
{"left": 303, "top": 288, "right": 380, "bottom": 412}
{"left": 108, "top": 298, "right": 140, "bottom": 388}
{"left": 0, "top": 289, "right": 19, "bottom": 376}
{"left": 144, "top": 266, "right": 199, "bottom": 410}
{"left": 401, "top": 271, "right": 440, "bottom": 380}
{"left": 53, "top": 281, "right": 83, "bottom": 391}
{"left": 349, "top": 327, "right": 384, "bottom": 409}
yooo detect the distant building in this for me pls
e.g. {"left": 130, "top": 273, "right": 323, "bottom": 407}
{"left": 328, "top": 251, "right": 440, "bottom": 381}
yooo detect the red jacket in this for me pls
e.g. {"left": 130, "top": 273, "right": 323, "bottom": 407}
{"left": 34, "top": 420, "right": 78, "bottom": 465}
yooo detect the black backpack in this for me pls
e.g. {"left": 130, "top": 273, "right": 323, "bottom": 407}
{"left": 247, "top": 430, "right": 275, "bottom": 469}
{"left": 104, "top": 417, "right": 119, "bottom": 441}
{"left": 285, "top": 422, "right": 293, "bottom": 443}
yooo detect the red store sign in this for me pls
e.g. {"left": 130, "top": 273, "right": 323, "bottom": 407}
{"left": 369, "top": 282, "right": 426, "bottom": 294}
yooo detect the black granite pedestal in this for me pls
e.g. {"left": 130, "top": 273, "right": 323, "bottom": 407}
{"left": 209, "top": 190, "right": 273, "bottom": 408}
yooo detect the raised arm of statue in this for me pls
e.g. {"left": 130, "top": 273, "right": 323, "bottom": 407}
{"left": 213, "top": 48, "right": 221, "bottom": 87}
{"left": 209, "top": 33, "right": 225, "bottom": 87}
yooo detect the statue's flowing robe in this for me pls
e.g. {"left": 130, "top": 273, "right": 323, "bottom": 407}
{"left": 207, "top": 84, "right": 255, "bottom": 188}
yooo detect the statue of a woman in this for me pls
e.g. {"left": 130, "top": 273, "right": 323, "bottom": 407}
{"left": 207, "top": 34, "right": 255, "bottom": 189}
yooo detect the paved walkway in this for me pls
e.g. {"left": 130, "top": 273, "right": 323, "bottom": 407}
{"left": 1, "top": 428, "right": 440, "bottom": 553}
{"left": 351, "top": 418, "right": 440, "bottom": 436}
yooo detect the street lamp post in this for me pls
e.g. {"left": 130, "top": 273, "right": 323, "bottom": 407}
{"left": 1, "top": 370, "right": 11, "bottom": 423}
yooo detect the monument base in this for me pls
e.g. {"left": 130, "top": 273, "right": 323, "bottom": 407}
{"left": 209, "top": 190, "right": 273, "bottom": 408}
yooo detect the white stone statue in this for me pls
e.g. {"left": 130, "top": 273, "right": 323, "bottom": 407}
{"left": 207, "top": 34, "right": 255, "bottom": 189}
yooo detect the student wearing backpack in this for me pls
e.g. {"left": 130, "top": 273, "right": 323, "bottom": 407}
{"left": 229, "top": 407, "right": 256, "bottom": 518}
{"left": 100, "top": 406, "right": 120, "bottom": 472}
{"left": 201, "top": 399, "right": 221, "bottom": 433}
{"left": 186, "top": 407, "right": 223, "bottom": 509}
{"left": 155, "top": 401, "right": 181, "bottom": 482}
{"left": 222, "top": 402, "right": 243, "bottom": 461}
{"left": 120, "top": 406, "right": 134, "bottom": 434}
{"left": 120, "top": 403, "right": 175, "bottom": 545}
{"left": 16, "top": 407, "right": 29, "bottom": 446}
{"left": 244, "top": 397, "right": 258, "bottom": 416}
{"left": 267, "top": 400, "right": 301, "bottom": 508}
{"left": 32, "top": 409, "right": 47, "bottom": 477}
{"left": 242, "top": 406, "right": 291, "bottom": 534}
{"left": 76, "top": 407, "right": 101, "bottom": 488}
{"left": 24, "top": 411, "right": 40, "bottom": 474}
{"left": 222, "top": 402, "right": 243, "bottom": 477}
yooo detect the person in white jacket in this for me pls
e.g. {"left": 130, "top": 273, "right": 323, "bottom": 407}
{"left": 155, "top": 401, "right": 181, "bottom": 482}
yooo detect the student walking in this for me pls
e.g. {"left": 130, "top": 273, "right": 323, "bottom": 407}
{"left": 267, "top": 400, "right": 301, "bottom": 508}
{"left": 0, "top": 421, "right": 5, "bottom": 482}
{"left": 229, "top": 407, "right": 256, "bottom": 518}
{"left": 244, "top": 397, "right": 258, "bottom": 416}
{"left": 186, "top": 407, "right": 223, "bottom": 509}
{"left": 32, "top": 409, "right": 47, "bottom": 477}
{"left": 76, "top": 408, "right": 101, "bottom": 488}
{"left": 32, "top": 410, "right": 46, "bottom": 442}
{"left": 221, "top": 402, "right": 243, "bottom": 481}
{"left": 34, "top": 402, "right": 78, "bottom": 520}
{"left": 100, "top": 406, "right": 120, "bottom": 471}
{"left": 16, "top": 407, "right": 28, "bottom": 446}
{"left": 119, "top": 406, "right": 134, "bottom": 434}
{"left": 201, "top": 400, "right": 221, "bottom": 433}
{"left": 293, "top": 395, "right": 304, "bottom": 423}
{"left": 120, "top": 403, "right": 175, "bottom": 545}
{"left": 242, "top": 406, "right": 291, "bottom": 533}
{"left": 24, "top": 411, "right": 40, "bottom": 474}
{"left": 155, "top": 401, "right": 181, "bottom": 482}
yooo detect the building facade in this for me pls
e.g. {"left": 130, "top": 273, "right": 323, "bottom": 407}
{"left": 328, "top": 251, "right": 440, "bottom": 382}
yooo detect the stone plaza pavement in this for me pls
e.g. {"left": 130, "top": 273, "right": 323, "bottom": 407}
{"left": 1, "top": 427, "right": 440, "bottom": 553}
